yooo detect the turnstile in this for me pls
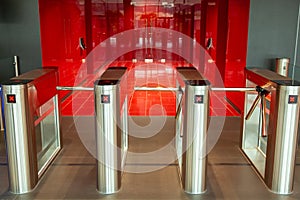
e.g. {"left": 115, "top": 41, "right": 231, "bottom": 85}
{"left": 1, "top": 68, "right": 62, "bottom": 194}
{"left": 94, "top": 66, "right": 210, "bottom": 195}
{"left": 241, "top": 68, "right": 300, "bottom": 194}
{"left": 176, "top": 67, "right": 210, "bottom": 194}
{"left": 94, "top": 67, "right": 128, "bottom": 194}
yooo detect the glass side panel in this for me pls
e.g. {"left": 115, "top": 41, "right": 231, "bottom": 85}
{"left": 243, "top": 81, "right": 260, "bottom": 149}
{"left": 258, "top": 98, "right": 270, "bottom": 156}
{"left": 121, "top": 97, "right": 128, "bottom": 170}
{"left": 242, "top": 79, "right": 271, "bottom": 178}
{"left": 175, "top": 79, "right": 184, "bottom": 175}
{"left": 34, "top": 95, "right": 60, "bottom": 176}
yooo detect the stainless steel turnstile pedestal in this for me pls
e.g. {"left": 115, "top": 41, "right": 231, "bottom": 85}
{"left": 176, "top": 67, "right": 210, "bottom": 194}
{"left": 1, "top": 69, "right": 62, "bottom": 194}
{"left": 94, "top": 67, "right": 127, "bottom": 194}
{"left": 183, "top": 80, "right": 209, "bottom": 194}
{"left": 2, "top": 80, "right": 38, "bottom": 194}
{"left": 241, "top": 68, "right": 300, "bottom": 194}
{"left": 95, "top": 80, "right": 121, "bottom": 194}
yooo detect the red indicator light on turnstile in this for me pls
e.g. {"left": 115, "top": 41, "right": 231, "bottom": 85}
{"left": 7, "top": 94, "right": 16, "bottom": 103}
{"left": 101, "top": 95, "right": 110, "bottom": 103}
{"left": 288, "top": 95, "right": 298, "bottom": 104}
{"left": 194, "top": 95, "right": 204, "bottom": 104}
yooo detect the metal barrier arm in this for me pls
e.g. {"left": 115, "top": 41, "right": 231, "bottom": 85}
{"left": 175, "top": 95, "right": 183, "bottom": 120}
{"left": 134, "top": 87, "right": 257, "bottom": 92}
{"left": 245, "top": 86, "right": 269, "bottom": 137}
{"left": 56, "top": 86, "right": 94, "bottom": 91}
{"left": 211, "top": 87, "right": 256, "bottom": 92}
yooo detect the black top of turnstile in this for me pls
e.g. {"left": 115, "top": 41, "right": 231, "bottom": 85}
{"left": 96, "top": 80, "right": 120, "bottom": 85}
{"left": 185, "top": 80, "right": 210, "bottom": 86}
{"left": 176, "top": 67, "right": 210, "bottom": 85}
{"left": 272, "top": 80, "right": 300, "bottom": 86}
{"left": 1, "top": 79, "right": 32, "bottom": 85}
{"left": 1, "top": 68, "right": 58, "bottom": 86}
{"left": 246, "top": 68, "right": 300, "bottom": 86}
{"left": 99, "top": 67, "right": 127, "bottom": 80}
{"left": 95, "top": 67, "right": 127, "bottom": 85}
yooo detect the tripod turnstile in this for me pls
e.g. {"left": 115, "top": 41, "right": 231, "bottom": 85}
{"left": 241, "top": 68, "right": 300, "bottom": 194}
{"left": 1, "top": 68, "right": 62, "bottom": 194}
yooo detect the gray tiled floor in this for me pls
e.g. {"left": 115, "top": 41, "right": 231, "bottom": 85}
{"left": 1, "top": 116, "right": 300, "bottom": 199}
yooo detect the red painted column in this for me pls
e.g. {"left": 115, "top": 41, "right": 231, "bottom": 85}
{"left": 124, "top": 0, "right": 134, "bottom": 60}
{"left": 85, "top": 0, "right": 93, "bottom": 73}
{"left": 200, "top": 1, "right": 208, "bottom": 48}
{"left": 216, "top": 0, "right": 228, "bottom": 84}
{"left": 225, "top": 0, "right": 250, "bottom": 112}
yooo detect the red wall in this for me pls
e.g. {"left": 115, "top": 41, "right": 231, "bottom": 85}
{"left": 38, "top": 0, "right": 250, "bottom": 113}
{"left": 225, "top": 0, "right": 250, "bottom": 111}
{"left": 39, "top": 0, "right": 86, "bottom": 90}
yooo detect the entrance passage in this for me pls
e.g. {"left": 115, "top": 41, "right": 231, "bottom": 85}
{"left": 122, "top": 116, "right": 182, "bottom": 197}
{"left": 95, "top": 65, "right": 210, "bottom": 194}
{"left": 60, "top": 61, "right": 239, "bottom": 117}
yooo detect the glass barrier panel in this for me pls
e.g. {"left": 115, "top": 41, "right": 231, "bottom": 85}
{"left": 34, "top": 95, "right": 60, "bottom": 177}
{"left": 243, "top": 79, "right": 270, "bottom": 177}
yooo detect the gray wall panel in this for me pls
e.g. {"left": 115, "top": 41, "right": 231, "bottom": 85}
{"left": 246, "top": 0, "right": 300, "bottom": 78}
{"left": 0, "top": 0, "right": 42, "bottom": 82}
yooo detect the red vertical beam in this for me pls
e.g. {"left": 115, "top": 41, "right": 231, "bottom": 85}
{"left": 190, "top": 5, "right": 195, "bottom": 62}
{"left": 200, "top": 0, "right": 208, "bottom": 48}
{"left": 198, "top": 1, "right": 208, "bottom": 72}
{"left": 225, "top": 0, "right": 250, "bottom": 112}
{"left": 85, "top": 0, "right": 93, "bottom": 73}
{"left": 216, "top": 0, "right": 229, "bottom": 83}
{"left": 124, "top": 0, "right": 134, "bottom": 60}
{"left": 124, "top": 0, "right": 134, "bottom": 30}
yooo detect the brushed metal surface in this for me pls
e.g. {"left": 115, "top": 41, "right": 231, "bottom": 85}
{"left": 56, "top": 86, "right": 94, "bottom": 91}
{"left": 242, "top": 69, "right": 300, "bottom": 194}
{"left": 275, "top": 58, "right": 290, "bottom": 77}
{"left": 269, "top": 86, "right": 300, "bottom": 194}
{"left": 182, "top": 84, "right": 209, "bottom": 194}
{"left": 2, "top": 84, "right": 38, "bottom": 194}
{"left": 95, "top": 84, "right": 121, "bottom": 194}
{"left": 134, "top": 87, "right": 179, "bottom": 91}
{"left": 211, "top": 87, "right": 256, "bottom": 92}
{"left": 1, "top": 68, "right": 61, "bottom": 194}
